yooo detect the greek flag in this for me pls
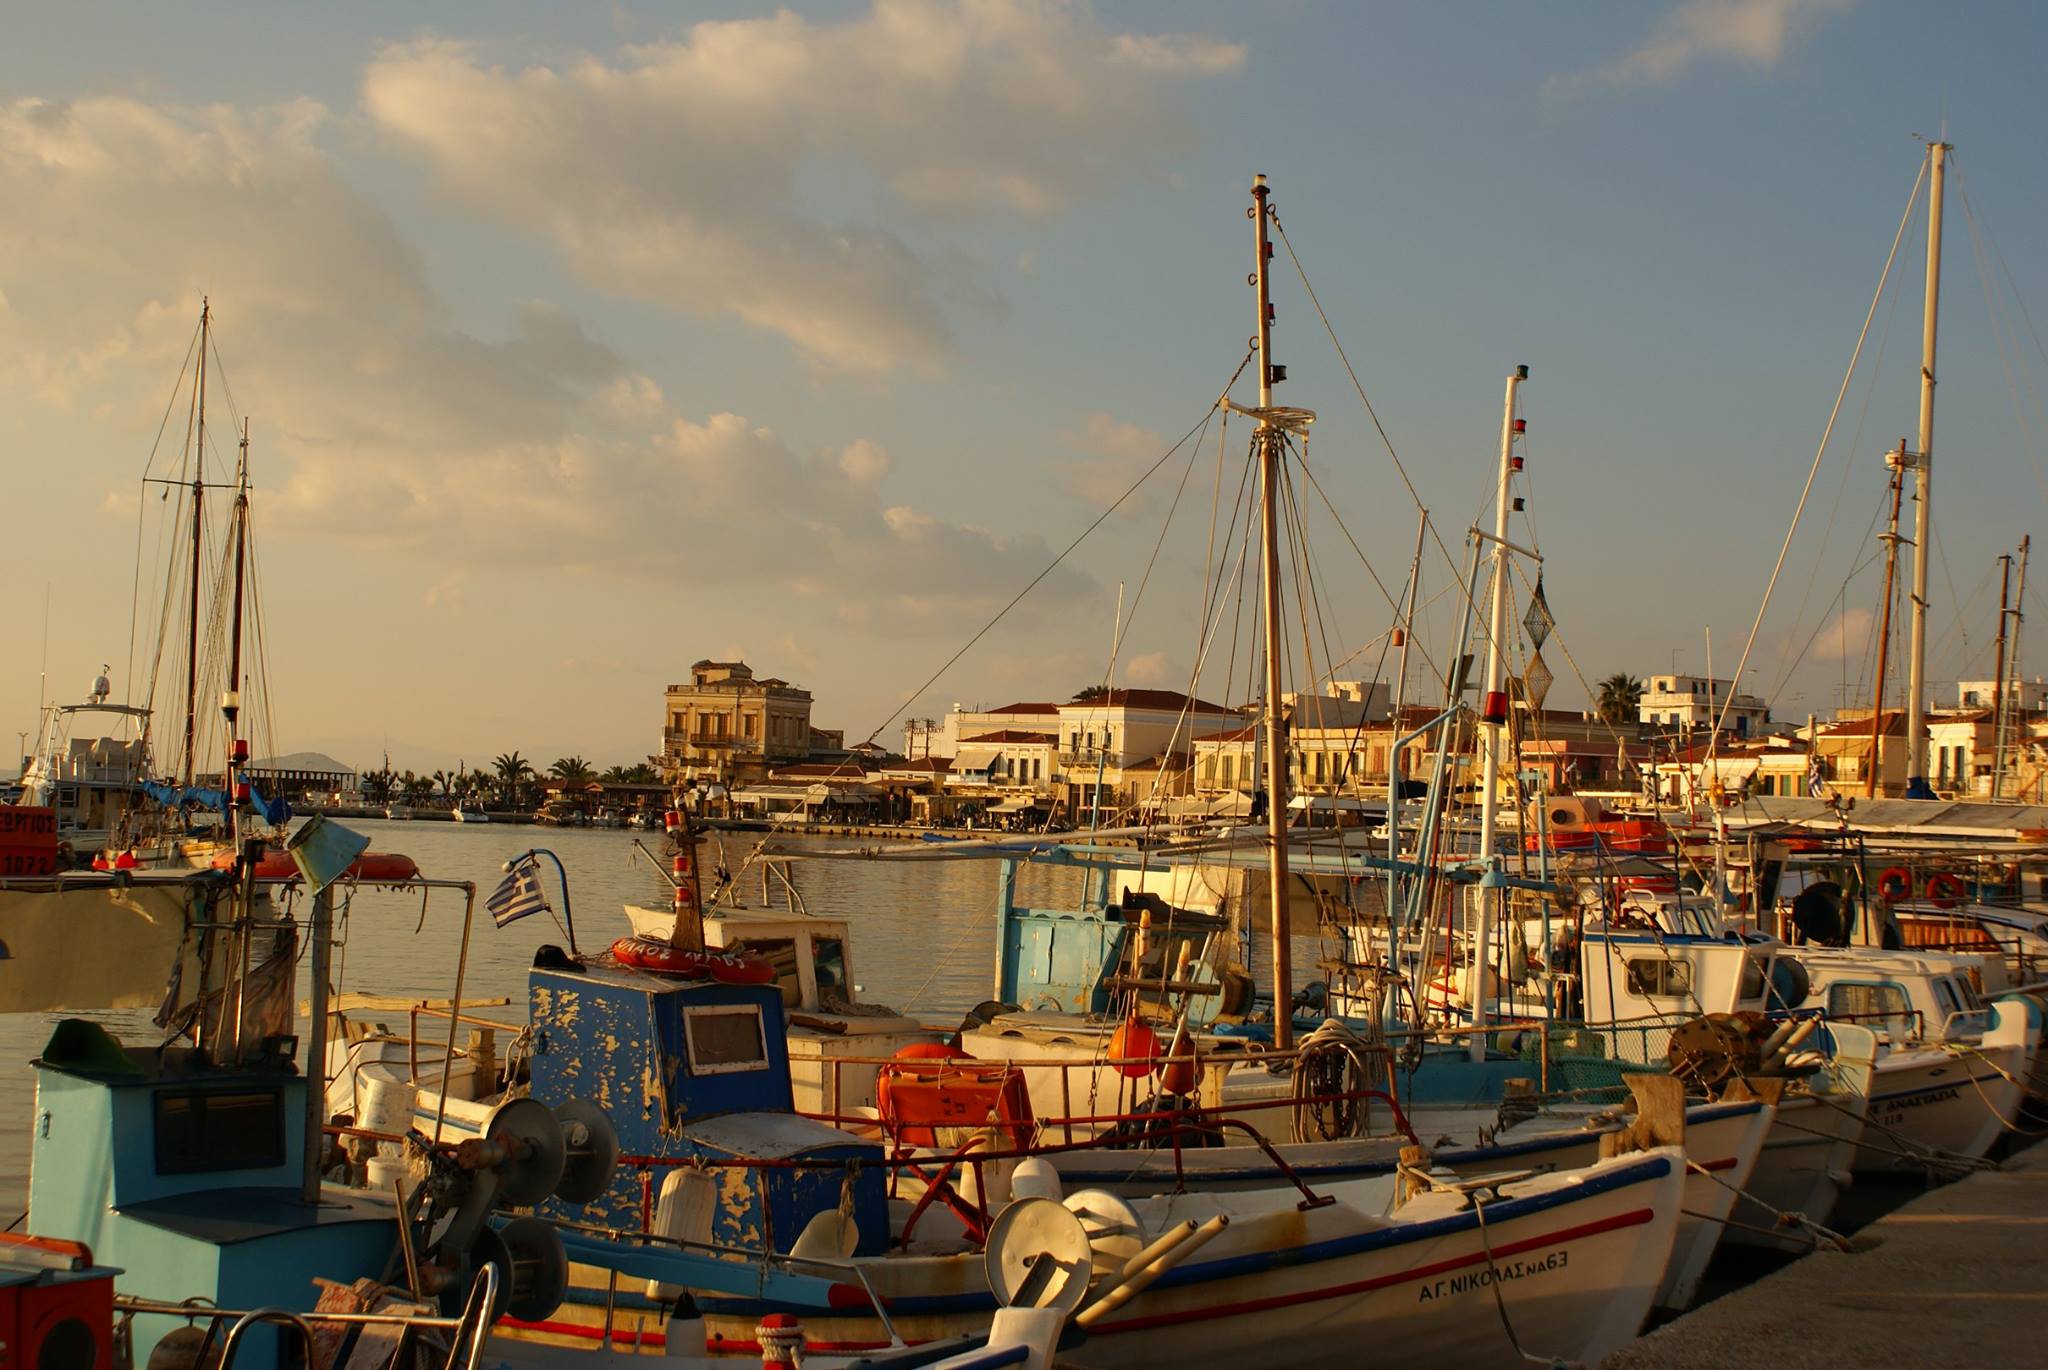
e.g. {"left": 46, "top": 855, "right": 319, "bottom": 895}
{"left": 487, "top": 856, "right": 550, "bottom": 928}
{"left": 1807, "top": 755, "right": 1826, "bottom": 798}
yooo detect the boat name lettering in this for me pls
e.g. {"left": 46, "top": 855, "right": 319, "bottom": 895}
{"left": 1417, "top": 1248, "right": 1567, "bottom": 1301}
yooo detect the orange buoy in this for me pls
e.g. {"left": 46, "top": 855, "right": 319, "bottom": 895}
{"left": 1108, "top": 1017, "right": 1160, "bottom": 1079}
{"left": 1156, "top": 1017, "right": 1199, "bottom": 1097}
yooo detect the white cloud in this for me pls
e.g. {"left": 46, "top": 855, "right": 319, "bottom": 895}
{"left": 1812, "top": 605, "right": 1875, "bottom": 663}
{"left": 1555, "top": 0, "right": 1854, "bottom": 93}
{"left": 0, "top": 91, "right": 1088, "bottom": 629}
{"left": 1122, "top": 649, "right": 1173, "bottom": 687}
{"left": 1056, "top": 411, "right": 1171, "bottom": 506}
{"left": 838, "top": 438, "right": 892, "bottom": 484}
{"left": 360, "top": 2, "right": 1242, "bottom": 371}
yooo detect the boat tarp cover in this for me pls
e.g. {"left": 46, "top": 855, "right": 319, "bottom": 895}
{"left": 139, "top": 779, "right": 292, "bottom": 826}
{"left": 0, "top": 881, "right": 204, "bottom": 1014}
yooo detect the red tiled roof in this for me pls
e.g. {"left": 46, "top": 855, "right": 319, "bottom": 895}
{"left": 961, "top": 730, "right": 1057, "bottom": 744}
{"left": 1063, "top": 689, "right": 1238, "bottom": 714}
{"left": 983, "top": 701, "right": 1061, "bottom": 715}
{"left": 1192, "top": 724, "right": 1260, "bottom": 744}
{"left": 1817, "top": 710, "right": 1907, "bottom": 738}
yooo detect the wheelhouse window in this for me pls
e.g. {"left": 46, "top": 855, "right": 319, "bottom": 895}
{"left": 1827, "top": 982, "right": 1912, "bottom": 1038}
{"left": 154, "top": 1087, "right": 286, "bottom": 1174}
{"left": 1624, "top": 957, "right": 1693, "bottom": 1000}
{"left": 682, "top": 1005, "right": 770, "bottom": 1075}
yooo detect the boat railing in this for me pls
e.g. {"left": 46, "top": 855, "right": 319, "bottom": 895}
{"left": 120, "top": 1261, "right": 499, "bottom": 1370}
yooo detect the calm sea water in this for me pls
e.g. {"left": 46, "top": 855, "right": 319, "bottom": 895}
{"left": 1, "top": 821, "right": 1315, "bottom": 1217}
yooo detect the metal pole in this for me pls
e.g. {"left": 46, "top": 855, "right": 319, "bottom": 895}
{"left": 433, "top": 886, "right": 478, "bottom": 1144}
{"left": 302, "top": 883, "right": 334, "bottom": 1204}
{"left": 1251, "top": 174, "right": 1294, "bottom": 1050}
{"left": 1383, "top": 510, "right": 1427, "bottom": 971}
{"left": 1470, "top": 366, "right": 1525, "bottom": 1060}
{"left": 1904, "top": 142, "right": 1947, "bottom": 798}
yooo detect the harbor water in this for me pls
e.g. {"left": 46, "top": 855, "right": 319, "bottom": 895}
{"left": 0, "top": 820, "right": 1320, "bottom": 1216}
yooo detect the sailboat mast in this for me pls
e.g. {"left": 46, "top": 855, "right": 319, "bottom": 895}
{"left": 1250, "top": 174, "right": 1295, "bottom": 1051}
{"left": 1990, "top": 549, "right": 2013, "bottom": 799}
{"left": 1470, "top": 366, "right": 1525, "bottom": 1058}
{"left": 181, "top": 298, "right": 210, "bottom": 789}
{"left": 1867, "top": 446, "right": 1907, "bottom": 797}
{"left": 225, "top": 419, "right": 250, "bottom": 795}
{"left": 1904, "top": 142, "right": 1947, "bottom": 798}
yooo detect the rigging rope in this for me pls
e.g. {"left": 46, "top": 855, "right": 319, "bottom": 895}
{"left": 1707, "top": 157, "right": 1929, "bottom": 743}
{"left": 860, "top": 353, "right": 1251, "bottom": 747}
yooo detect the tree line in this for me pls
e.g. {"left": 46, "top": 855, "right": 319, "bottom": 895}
{"left": 357, "top": 753, "right": 662, "bottom": 807}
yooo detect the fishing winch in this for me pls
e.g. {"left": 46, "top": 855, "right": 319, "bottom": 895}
{"left": 414, "top": 1096, "right": 619, "bottom": 1321}
{"left": 1665, "top": 1012, "right": 1822, "bottom": 1094}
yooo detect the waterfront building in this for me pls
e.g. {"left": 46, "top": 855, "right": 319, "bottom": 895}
{"left": 1638, "top": 673, "right": 1770, "bottom": 738}
{"left": 1956, "top": 677, "right": 2048, "bottom": 712}
{"left": 1055, "top": 689, "right": 1240, "bottom": 817}
{"left": 907, "top": 702, "right": 1062, "bottom": 760}
{"left": 660, "top": 660, "right": 814, "bottom": 787}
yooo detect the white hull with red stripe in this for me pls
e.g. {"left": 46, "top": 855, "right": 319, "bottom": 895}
{"left": 690, "top": 1147, "right": 1684, "bottom": 1369}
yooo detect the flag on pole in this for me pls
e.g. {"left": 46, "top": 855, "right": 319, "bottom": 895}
{"left": 1807, "top": 755, "right": 1826, "bottom": 798}
{"left": 487, "top": 855, "right": 550, "bottom": 928}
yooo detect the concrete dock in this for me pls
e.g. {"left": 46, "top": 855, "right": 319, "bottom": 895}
{"left": 1604, "top": 1143, "right": 2047, "bottom": 1368}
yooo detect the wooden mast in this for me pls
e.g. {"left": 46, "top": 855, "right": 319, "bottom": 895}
{"left": 181, "top": 298, "right": 209, "bottom": 788}
{"left": 1250, "top": 174, "right": 1295, "bottom": 1051}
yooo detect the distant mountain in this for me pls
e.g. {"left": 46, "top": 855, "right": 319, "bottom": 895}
{"left": 247, "top": 750, "right": 358, "bottom": 776}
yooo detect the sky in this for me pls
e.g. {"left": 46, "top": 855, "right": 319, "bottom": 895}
{"left": 3, "top": 0, "right": 2046, "bottom": 775}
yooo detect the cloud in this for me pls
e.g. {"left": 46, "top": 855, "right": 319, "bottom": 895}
{"left": 1056, "top": 411, "right": 1169, "bottom": 506}
{"left": 1811, "top": 605, "right": 1875, "bottom": 663}
{"left": 360, "top": 2, "right": 1242, "bottom": 371}
{"left": 1553, "top": 0, "right": 1853, "bottom": 93}
{"left": 0, "top": 91, "right": 1088, "bottom": 628}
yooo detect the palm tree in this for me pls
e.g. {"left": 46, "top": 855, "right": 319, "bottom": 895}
{"left": 360, "top": 767, "right": 396, "bottom": 805}
{"left": 1596, "top": 674, "right": 1644, "bottom": 726}
{"left": 550, "top": 756, "right": 595, "bottom": 786}
{"left": 1069, "top": 685, "right": 1111, "bottom": 703}
{"left": 600, "top": 764, "right": 632, "bottom": 784}
{"left": 621, "top": 762, "right": 659, "bottom": 785}
{"left": 493, "top": 751, "right": 535, "bottom": 805}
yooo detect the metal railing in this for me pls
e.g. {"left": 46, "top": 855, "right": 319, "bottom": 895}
{"left": 120, "top": 1263, "right": 499, "bottom": 1370}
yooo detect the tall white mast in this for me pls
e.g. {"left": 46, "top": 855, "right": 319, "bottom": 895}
{"left": 1469, "top": 366, "right": 1526, "bottom": 1058}
{"left": 1904, "top": 141, "right": 1947, "bottom": 798}
{"left": 1250, "top": 174, "right": 1296, "bottom": 1052}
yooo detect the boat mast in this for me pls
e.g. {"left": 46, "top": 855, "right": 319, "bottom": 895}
{"left": 1470, "top": 365, "right": 1526, "bottom": 1059}
{"left": 1250, "top": 174, "right": 1295, "bottom": 1051}
{"left": 1903, "top": 142, "right": 1948, "bottom": 799}
{"left": 225, "top": 419, "right": 250, "bottom": 795}
{"left": 1989, "top": 549, "right": 2013, "bottom": 799}
{"left": 1867, "top": 445, "right": 1907, "bottom": 797}
{"left": 1994, "top": 535, "right": 2030, "bottom": 798}
{"left": 181, "top": 298, "right": 209, "bottom": 789}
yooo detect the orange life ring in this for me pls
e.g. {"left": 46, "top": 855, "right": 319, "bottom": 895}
{"left": 1876, "top": 866, "right": 1912, "bottom": 903}
{"left": 609, "top": 936, "right": 778, "bottom": 985}
{"left": 1926, "top": 872, "right": 1967, "bottom": 909}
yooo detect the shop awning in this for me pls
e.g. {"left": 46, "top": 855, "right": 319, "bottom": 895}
{"left": 952, "top": 746, "right": 1001, "bottom": 774}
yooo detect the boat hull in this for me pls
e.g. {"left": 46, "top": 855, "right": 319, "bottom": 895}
{"left": 688, "top": 1149, "right": 1684, "bottom": 1369}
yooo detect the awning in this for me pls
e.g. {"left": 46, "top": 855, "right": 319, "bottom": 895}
{"left": 992, "top": 796, "right": 1042, "bottom": 812}
{"left": 953, "top": 746, "right": 1001, "bottom": 774}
